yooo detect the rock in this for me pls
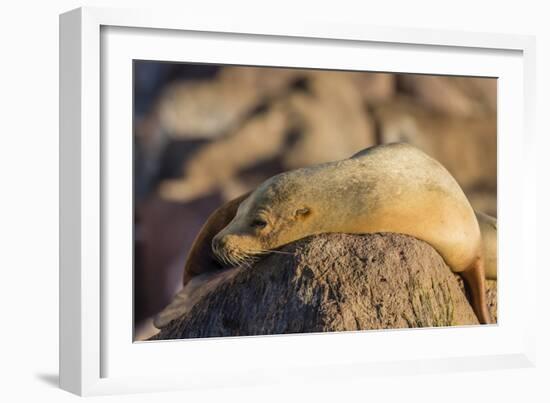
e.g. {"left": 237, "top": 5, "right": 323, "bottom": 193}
{"left": 352, "top": 71, "right": 396, "bottom": 104}
{"left": 156, "top": 66, "right": 300, "bottom": 139}
{"left": 396, "top": 74, "right": 497, "bottom": 118}
{"left": 158, "top": 102, "right": 291, "bottom": 202}
{"left": 151, "top": 233, "right": 496, "bottom": 340}
{"left": 281, "top": 70, "right": 377, "bottom": 168}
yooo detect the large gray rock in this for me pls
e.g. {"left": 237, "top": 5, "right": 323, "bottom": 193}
{"left": 151, "top": 233, "right": 496, "bottom": 340}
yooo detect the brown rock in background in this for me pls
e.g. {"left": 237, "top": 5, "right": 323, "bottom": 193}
{"left": 157, "top": 66, "right": 301, "bottom": 139}
{"left": 152, "top": 233, "right": 496, "bottom": 340}
{"left": 282, "top": 70, "right": 377, "bottom": 168}
{"left": 352, "top": 71, "right": 396, "bottom": 104}
{"left": 158, "top": 70, "right": 378, "bottom": 203}
{"left": 147, "top": 69, "right": 497, "bottom": 215}
{"left": 158, "top": 102, "right": 292, "bottom": 202}
{"left": 134, "top": 193, "right": 225, "bottom": 325}
{"left": 396, "top": 74, "right": 497, "bottom": 118}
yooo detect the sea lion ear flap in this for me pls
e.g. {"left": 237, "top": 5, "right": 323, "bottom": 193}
{"left": 294, "top": 207, "right": 311, "bottom": 220}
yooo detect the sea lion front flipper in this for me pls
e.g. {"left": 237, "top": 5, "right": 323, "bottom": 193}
{"left": 154, "top": 192, "right": 252, "bottom": 329}
{"left": 182, "top": 191, "right": 251, "bottom": 286}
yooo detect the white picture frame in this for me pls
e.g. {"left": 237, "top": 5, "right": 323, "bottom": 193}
{"left": 59, "top": 6, "right": 537, "bottom": 396}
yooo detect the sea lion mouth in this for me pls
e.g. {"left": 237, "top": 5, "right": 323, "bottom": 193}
{"left": 212, "top": 243, "right": 264, "bottom": 268}
{"left": 212, "top": 243, "right": 295, "bottom": 268}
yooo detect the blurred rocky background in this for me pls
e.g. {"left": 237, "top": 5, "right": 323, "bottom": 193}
{"left": 133, "top": 62, "right": 496, "bottom": 340}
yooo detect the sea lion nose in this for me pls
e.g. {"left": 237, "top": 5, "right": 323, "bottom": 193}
{"left": 212, "top": 234, "right": 227, "bottom": 251}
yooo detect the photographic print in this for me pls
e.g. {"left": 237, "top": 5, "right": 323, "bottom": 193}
{"left": 132, "top": 62, "right": 497, "bottom": 341}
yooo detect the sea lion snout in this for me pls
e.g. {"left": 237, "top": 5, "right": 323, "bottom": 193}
{"left": 211, "top": 233, "right": 234, "bottom": 265}
{"left": 212, "top": 232, "right": 239, "bottom": 256}
{"left": 211, "top": 233, "right": 227, "bottom": 252}
{"left": 211, "top": 230, "right": 260, "bottom": 267}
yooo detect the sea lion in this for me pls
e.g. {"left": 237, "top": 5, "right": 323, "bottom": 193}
{"left": 156, "top": 143, "right": 494, "bottom": 328}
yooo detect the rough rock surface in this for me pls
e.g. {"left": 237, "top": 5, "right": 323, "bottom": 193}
{"left": 151, "top": 233, "right": 497, "bottom": 340}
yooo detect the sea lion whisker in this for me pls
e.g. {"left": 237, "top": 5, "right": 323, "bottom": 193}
{"left": 232, "top": 250, "right": 251, "bottom": 267}
{"left": 242, "top": 255, "right": 260, "bottom": 268}
{"left": 221, "top": 250, "right": 233, "bottom": 266}
{"left": 252, "top": 248, "right": 294, "bottom": 256}
{"left": 228, "top": 253, "right": 240, "bottom": 267}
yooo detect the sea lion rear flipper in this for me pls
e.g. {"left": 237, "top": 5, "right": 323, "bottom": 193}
{"left": 475, "top": 211, "right": 497, "bottom": 280}
{"left": 462, "top": 257, "right": 492, "bottom": 324}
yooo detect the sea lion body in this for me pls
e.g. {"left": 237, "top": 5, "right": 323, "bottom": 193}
{"left": 156, "top": 143, "right": 493, "bottom": 328}
{"left": 215, "top": 143, "right": 480, "bottom": 274}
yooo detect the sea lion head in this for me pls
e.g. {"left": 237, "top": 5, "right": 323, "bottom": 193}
{"left": 211, "top": 172, "right": 315, "bottom": 266}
